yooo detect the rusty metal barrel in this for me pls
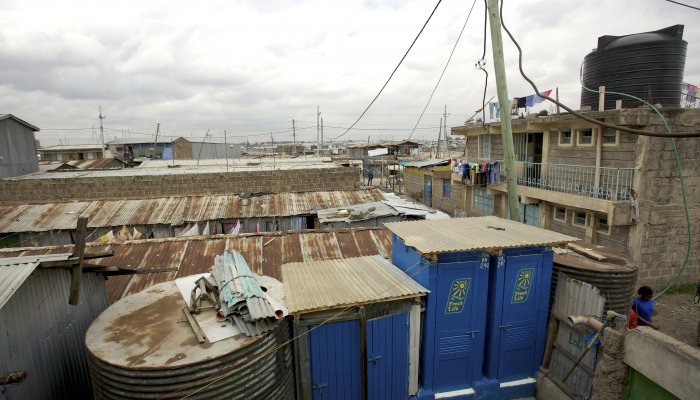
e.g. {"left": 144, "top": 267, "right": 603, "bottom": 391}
{"left": 85, "top": 277, "right": 294, "bottom": 400}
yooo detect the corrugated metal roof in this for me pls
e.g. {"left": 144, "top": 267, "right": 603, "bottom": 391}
{"left": 0, "top": 228, "right": 392, "bottom": 303}
{"left": 385, "top": 216, "right": 576, "bottom": 254}
{"left": 282, "top": 255, "right": 428, "bottom": 314}
{"left": 317, "top": 201, "right": 399, "bottom": 223}
{"left": 0, "top": 253, "right": 72, "bottom": 309}
{"left": 401, "top": 158, "right": 450, "bottom": 168}
{"left": 51, "top": 158, "right": 126, "bottom": 171}
{"left": 0, "top": 188, "right": 384, "bottom": 233}
{"left": 381, "top": 192, "right": 450, "bottom": 220}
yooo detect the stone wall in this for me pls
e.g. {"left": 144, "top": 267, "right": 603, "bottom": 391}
{"left": 0, "top": 167, "right": 360, "bottom": 204}
{"left": 405, "top": 167, "right": 424, "bottom": 202}
{"left": 632, "top": 125, "right": 700, "bottom": 286}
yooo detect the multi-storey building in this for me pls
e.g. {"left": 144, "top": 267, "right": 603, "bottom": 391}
{"left": 427, "top": 107, "right": 699, "bottom": 286}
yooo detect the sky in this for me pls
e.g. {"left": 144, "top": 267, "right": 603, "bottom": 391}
{"left": 1, "top": 0, "right": 699, "bottom": 146}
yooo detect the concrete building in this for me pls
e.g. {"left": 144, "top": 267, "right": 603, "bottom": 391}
{"left": 439, "top": 107, "right": 700, "bottom": 286}
{"left": 0, "top": 114, "right": 39, "bottom": 178}
{"left": 38, "top": 144, "right": 105, "bottom": 162}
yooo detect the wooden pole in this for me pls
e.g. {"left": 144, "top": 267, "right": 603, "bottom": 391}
{"left": 69, "top": 217, "right": 88, "bottom": 305}
{"left": 487, "top": 0, "right": 519, "bottom": 221}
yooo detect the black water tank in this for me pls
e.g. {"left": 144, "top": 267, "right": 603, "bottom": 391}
{"left": 580, "top": 25, "right": 687, "bottom": 110}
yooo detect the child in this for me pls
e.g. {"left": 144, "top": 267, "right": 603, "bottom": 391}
{"left": 632, "top": 286, "right": 659, "bottom": 330}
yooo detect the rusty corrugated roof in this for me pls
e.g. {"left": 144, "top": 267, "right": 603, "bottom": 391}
{"left": 283, "top": 255, "right": 427, "bottom": 314}
{"left": 0, "top": 188, "right": 385, "bottom": 233}
{"left": 0, "top": 227, "right": 392, "bottom": 303}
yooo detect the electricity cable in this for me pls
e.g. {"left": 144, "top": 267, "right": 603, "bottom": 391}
{"left": 494, "top": 0, "right": 700, "bottom": 138}
{"left": 407, "top": 0, "right": 478, "bottom": 140}
{"left": 497, "top": 0, "right": 692, "bottom": 296}
{"left": 664, "top": 0, "right": 700, "bottom": 11}
{"left": 332, "top": 0, "right": 444, "bottom": 140}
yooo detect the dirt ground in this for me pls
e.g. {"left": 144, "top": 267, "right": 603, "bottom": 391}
{"left": 651, "top": 292, "right": 700, "bottom": 347}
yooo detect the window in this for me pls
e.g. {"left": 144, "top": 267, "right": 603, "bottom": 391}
{"left": 558, "top": 129, "right": 572, "bottom": 146}
{"left": 442, "top": 178, "right": 451, "bottom": 198}
{"left": 573, "top": 211, "right": 588, "bottom": 227}
{"left": 596, "top": 215, "right": 610, "bottom": 234}
{"left": 577, "top": 128, "right": 595, "bottom": 146}
{"left": 479, "top": 134, "right": 490, "bottom": 159}
{"left": 553, "top": 207, "right": 567, "bottom": 222}
{"left": 602, "top": 128, "right": 618, "bottom": 146}
{"left": 56, "top": 153, "right": 63, "bottom": 161}
{"left": 473, "top": 187, "right": 494, "bottom": 214}
{"left": 87, "top": 152, "right": 95, "bottom": 160}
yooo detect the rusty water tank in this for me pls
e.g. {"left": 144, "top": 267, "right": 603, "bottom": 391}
{"left": 85, "top": 276, "right": 294, "bottom": 400}
{"left": 551, "top": 245, "right": 638, "bottom": 314}
{"left": 581, "top": 25, "right": 687, "bottom": 109}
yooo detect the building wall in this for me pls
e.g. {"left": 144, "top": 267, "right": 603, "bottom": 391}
{"left": 632, "top": 129, "right": 700, "bottom": 286}
{"left": 0, "top": 269, "right": 108, "bottom": 399}
{"left": 431, "top": 176, "right": 463, "bottom": 216}
{"left": 0, "top": 119, "right": 38, "bottom": 178}
{"left": 547, "top": 128, "right": 637, "bottom": 168}
{"left": 0, "top": 167, "right": 360, "bottom": 204}
{"left": 405, "top": 167, "right": 424, "bottom": 202}
{"left": 190, "top": 142, "right": 242, "bottom": 160}
{"left": 173, "top": 137, "right": 193, "bottom": 159}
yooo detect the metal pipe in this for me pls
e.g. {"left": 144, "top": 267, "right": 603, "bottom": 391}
{"left": 568, "top": 315, "right": 604, "bottom": 331}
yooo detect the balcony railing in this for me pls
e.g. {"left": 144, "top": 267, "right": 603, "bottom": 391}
{"left": 503, "top": 161, "right": 635, "bottom": 201}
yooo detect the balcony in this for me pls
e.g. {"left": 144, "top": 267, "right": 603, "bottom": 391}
{"left": 506, "top": 162, "right": 635, "bottom": 201}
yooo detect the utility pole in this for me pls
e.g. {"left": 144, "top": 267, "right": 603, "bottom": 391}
{"left": 292, "top": 119, "right": 297, "bottom": 156}
{"left": 98, "top": 106, "right": 106, "bottom": 155}
{"left": 443, "top": 105, "right": 450, "bottom": 157}
{"left": 153, "top": 123, "right": 160, "bottom": 159}
{"left": 224, "top": 130, "right": 229, "bottom": 172}
{"left": 487, "top": 0, "right": 519, "bottom": 221}
{"left": 436, "top": 118, "right": 442, "bottom": 159}
{"left": 316, "top": 106, "right": 321, "bottom": 156}
{"left": 320, "top": 117, "right": 324, "bottom": 156}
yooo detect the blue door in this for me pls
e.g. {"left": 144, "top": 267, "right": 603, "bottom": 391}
{"left": 309, "top": 320, "right": 362, "bottom": 400}
{"left": 424, "top": 175, "right": 432, "bottom": 206}
{"left": 367, "top": 312, "right": 409, "bottom": 400}
{"left": 433, "top": 260, "right": 487, "bottom": 392}
{"left": 497, "top": 254, "right": 543, "bottom": 380}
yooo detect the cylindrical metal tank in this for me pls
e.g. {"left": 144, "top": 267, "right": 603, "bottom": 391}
{"left": 551, "top": 249, "right": 638, "bottom": 315}
{"left": 85, "top": 276, "right": 294, "bottom": 400}
{"left": 581, "top": 25, "right": 687, "bottom": 110}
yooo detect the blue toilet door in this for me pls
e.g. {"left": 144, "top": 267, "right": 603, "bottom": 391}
{"left": 367, "top": 312, "right": 409, "bottom": 400}
{"left": 309, "top": 320, "right": 362, "bottom": 400}
{"left": 497, "top": 254, "right": 543, "bottom": 380}
{"left": 433, "top": 260, "right": 485, "bottom": 392}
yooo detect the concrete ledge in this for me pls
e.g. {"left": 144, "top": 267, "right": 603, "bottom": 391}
{"left": 623, "top": 327, "right": 700, "bottom": 400}
{"left": 489, "top": 183, "right": 631, "bottom": 225}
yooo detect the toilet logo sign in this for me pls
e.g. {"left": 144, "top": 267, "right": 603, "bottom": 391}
{"left": 445, "top": 278, "right": 471, "bottom": 314}
{"left": 511, "top": 268, "right": 535, "bottom": 304}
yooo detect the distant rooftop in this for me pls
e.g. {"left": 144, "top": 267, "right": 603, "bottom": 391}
{"left": 39, "top": 144, "right": 104, "bottom": 151}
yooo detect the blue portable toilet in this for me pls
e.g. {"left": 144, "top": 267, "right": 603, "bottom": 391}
{"left": 386, "top": 217, "right": 574, "bottom": 400}
{"left": 282, "top": 255, "right": 428, "bottom": 400}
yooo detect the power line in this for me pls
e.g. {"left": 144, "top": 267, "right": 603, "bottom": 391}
{"left": 498, "top": 0, "right": 700, "bottom": 137}
{"left": 407, "top": 0, "right": 479, "bottom": 140}
{"left": 664, "top": 0, "right": 700, "bottom": 11}
{"left": 332, "top": 0, "right": 445, "bottom": 140}
{"left": 477, "top": 0, "right": 489, "bottom": 127}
